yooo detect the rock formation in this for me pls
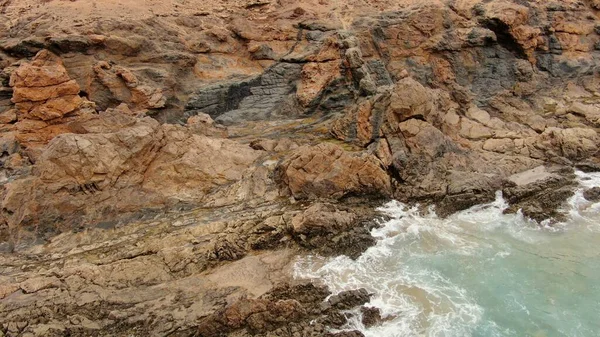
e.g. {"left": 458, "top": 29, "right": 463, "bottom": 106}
{"left": 1, "top": 0, "right": 600, "bottom": 335}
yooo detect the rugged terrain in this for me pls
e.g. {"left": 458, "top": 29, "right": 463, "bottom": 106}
{"left": 1, "top": 0, "right": 600, "bottom": 336}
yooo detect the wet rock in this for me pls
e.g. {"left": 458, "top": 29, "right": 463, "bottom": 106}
{"left": 583, "top": 187, "right": 600, "bottom": 202}
{"left": 328, "top": 289, "right": 371, "bottom": 310}
{"left": 436, "top": 171, "right": 503, "bottom": 217}
{"left": 503, "top": 166, "right": 577, "bottom": 222}
{"left": 576, "top": 160, "right": 600, "bottom": 173}
{"left": 360, "top": 306, "right": 383, "bottom": 327}
{"left": 290, "top": 203, "right": 379, "bottom": 258}
{"left": 196, "top": 283, "right": 369, "bottom": 337}
{"left": 329, "top": 331, "right": 365, "bottom": 337}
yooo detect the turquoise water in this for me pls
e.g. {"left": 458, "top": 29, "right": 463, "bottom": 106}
{"left": 295, "top": 171, "right": 600, "bottom": 337}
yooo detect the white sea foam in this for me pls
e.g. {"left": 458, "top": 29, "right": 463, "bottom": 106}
{"left": 294, "top": 171, "right": 600, "bottom": 337}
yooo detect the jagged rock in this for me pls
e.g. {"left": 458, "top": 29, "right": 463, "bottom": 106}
{"left": 583, "top": 187, "right": 600, "bottom": 202}
{"left": 291, "top": 202, "right": 356, "bottom": 235}
{"left": 276, "top": 143, "right": 391, "bottom": 200}
{"left": 142, "top": 124, "right": 262, "bottom": 200}
{"left": 1, "top": 0, "right": 600, "bottom": 335}
{"left": 328, "top": 289, "right": 371, "bottom": 310}
{"left": 360, "top": 306, "right": 383, "bottom": 328}
{"left": 10, "top": 50, "right": 83, "bottom": 120}
{"left": 93, "top": 61, "right": 166, "bottom": 110}
{"left": 503, "top": 166, "right": 577, "bottom": 222}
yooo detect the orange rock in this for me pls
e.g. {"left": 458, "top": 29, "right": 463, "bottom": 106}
{"left": 9, "top": 50, "right": 71, "bottom": 88}
{"left": 296, "top": 61, "right": 341, "bottom": 107}
{"left": 11, "top": 79, "right": 80, "bottom": 103}
{"left": 276, "top": 143, "right": 391, "bottom": 200}
{"left": 24, "top": 95, "right": 82, "bottom": 120}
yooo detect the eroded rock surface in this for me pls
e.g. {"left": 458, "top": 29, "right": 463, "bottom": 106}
{"left": 2, "top": 0, "right": 600, "bottom": 335}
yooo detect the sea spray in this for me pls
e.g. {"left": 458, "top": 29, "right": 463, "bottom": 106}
{"left": 295, "top": 171, "right": 600, "bottom": 337}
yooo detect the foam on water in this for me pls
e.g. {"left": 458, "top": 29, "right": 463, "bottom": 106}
{"left": 294, "top": 171, "right": 600, "bottom": 337}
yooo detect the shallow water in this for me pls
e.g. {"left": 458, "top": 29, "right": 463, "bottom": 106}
{"left": 294, "top": 171, "right": 600, "bottom": 337}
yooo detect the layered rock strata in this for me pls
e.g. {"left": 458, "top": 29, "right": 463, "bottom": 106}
{"left": 1, "top": 0, "right": 600, "bottom": 336}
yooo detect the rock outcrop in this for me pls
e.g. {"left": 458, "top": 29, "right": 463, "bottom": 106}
{"left": 1, "top": 0, "right": 600, "bottom": 335}
{"left": 276, "top": 143, "right": 392, "bottom": 200}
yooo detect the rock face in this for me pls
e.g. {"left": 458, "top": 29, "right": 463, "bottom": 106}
{"left": 1, "top": 112, "right": 265, "bottom": 236}
{"left": 1, "top": 0, "right": 600, "bottom": 335}
{"left": 6, "top": 50, "right": 94, "bottom": 147}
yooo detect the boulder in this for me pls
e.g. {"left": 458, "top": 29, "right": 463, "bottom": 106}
{"left": 142, "top": 124, "right": 263, "bottom": 200}
{"left": 10, "top": 50, "right": 83, "bottom": 120}
{"left": 583, "top": 187, "right": 600, "bottom": 202}
{"left": 276, "top": 143, "right": 391, "bottom": 200}
{"left": 37, "top": 117, "right": 164, "bottom": 190}
{"left": 291, "top": 202, "right": 356, "bottom": 235}
{"left": 534, "top": 128, "right": 598, "bottom": 161}
{"left": 503, "top": 166, "right": 577, "bottom": 222}
{"left": 388, "top": 77, "right": 433, "bottom": 121}
{"left": 361, "top": 306, "right": 383, "bottom": 328}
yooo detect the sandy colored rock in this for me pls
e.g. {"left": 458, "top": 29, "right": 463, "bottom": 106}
{"left": 9, "top": 50, "right": 71, "bottom": 88}
{"left": 37, "top": 117, "right": 163, "bottom": 189}
{"left": 291, "top": 203, "right": 357, "bottom": 234}
{"left": 534, "top": 128, "right": 598, "bottom": 161}
{"left": 142, "top": 125, "right": 262, "bottom": 199}
{"left": 389, "top": 77, "right": 433, "bottom": 121}
{"left": 12, "top": 79, "right": 80, "bottom": 103}
{"left": 276, "top": 143, "right": 391, "bottom": 200}
{"left": 0, "top": 109, "right": 17, "bottom": 124}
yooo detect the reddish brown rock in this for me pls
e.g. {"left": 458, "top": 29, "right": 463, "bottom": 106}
{"left": 93, "top": 61, "right": 166, "bottom": 110}
{"left": 142, "top": 125, "right": 262, "bottom": 200}
{"left": 291, "top": 202, "right": 357, "bottom": 235}
{"left": 276, "top": 143, "right": 391, "bottom": 200}
{"left": 297, "top": 61, "right": 341, "bottom": 107}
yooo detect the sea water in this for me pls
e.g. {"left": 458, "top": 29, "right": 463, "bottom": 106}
{"left": 294, "top": 171, "right": 600, "bottom": 337}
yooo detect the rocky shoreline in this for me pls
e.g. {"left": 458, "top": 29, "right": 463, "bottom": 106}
{"left": 2, "top": 0, "right": 600, "bottom": 335}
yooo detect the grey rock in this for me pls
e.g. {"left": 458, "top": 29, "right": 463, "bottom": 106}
{"left": 345, "top": 48, "right": 364, "bottom": 69}
{"left": 186, "top": 62, "right": 303, "bottom": 124}
{"left": 49, "top": 35, "right": 93, "bottom": 53}
{"left": 583, "top": 187, "right": 600, "bottom": 202}
{"left": 250, "top": 44, "right": 276, "bottom": 60}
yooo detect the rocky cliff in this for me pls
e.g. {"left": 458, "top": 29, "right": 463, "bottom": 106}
{"left": 1, "top": 0, "right": 600, "bottom": 336}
